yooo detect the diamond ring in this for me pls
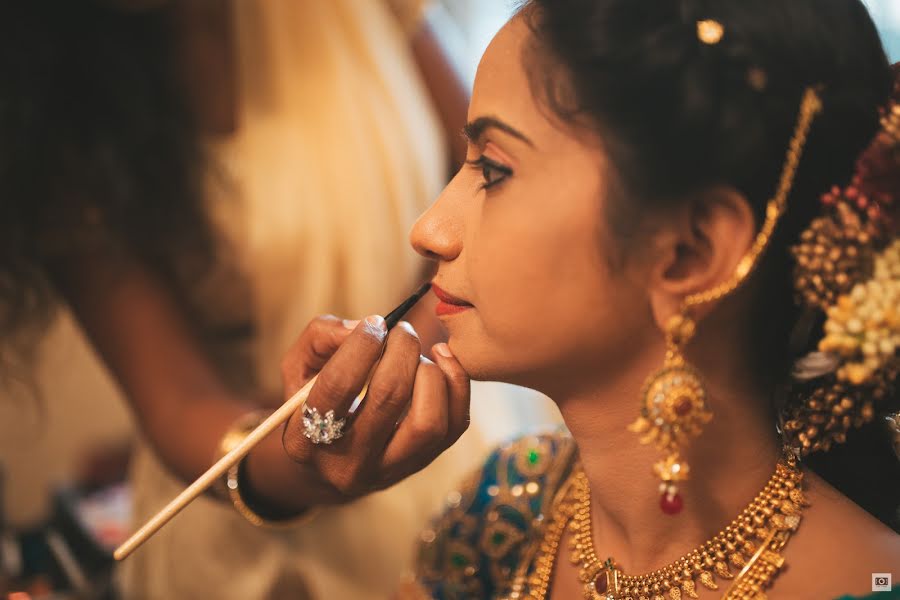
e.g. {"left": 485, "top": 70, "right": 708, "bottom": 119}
{"left": 301, "top": 406, "right": 347, "bottom": 445}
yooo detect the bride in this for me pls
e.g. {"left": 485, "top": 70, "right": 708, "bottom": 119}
{"left": 397, "top": 0, "right": 900, "bottom": 598}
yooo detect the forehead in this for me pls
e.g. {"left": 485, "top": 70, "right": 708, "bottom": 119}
{"left": 470, "top": 15, "right": 554, "bottom": 140}
{"left": 472, "top": 14, "right": 531, "bottom": 96}
{"left": 470, "top": 13, "right": 600, "bottom": 156}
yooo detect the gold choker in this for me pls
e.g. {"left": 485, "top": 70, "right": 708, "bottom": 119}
{"left": 520, "top": 453, "right": 807, "bottom": 600}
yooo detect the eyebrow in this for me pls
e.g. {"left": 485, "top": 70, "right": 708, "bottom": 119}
{"left": 462, "top": 116, "right": 535, "bottom": 147}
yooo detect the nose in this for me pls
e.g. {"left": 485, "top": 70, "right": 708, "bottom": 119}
{"left": 410, "top": 183, "right": 464, "bottom": 263}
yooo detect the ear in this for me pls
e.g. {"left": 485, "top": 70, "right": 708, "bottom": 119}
{"left": 647, "top": 186, "right": 757, "bottom": 331}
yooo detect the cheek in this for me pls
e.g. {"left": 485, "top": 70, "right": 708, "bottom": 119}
{"left": 454, "top": 170, "right": 648, "bottom": 383}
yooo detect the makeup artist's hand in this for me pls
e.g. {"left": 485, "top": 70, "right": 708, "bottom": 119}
{"left": 276, "top": 314, "right": 470, "bottom": 503}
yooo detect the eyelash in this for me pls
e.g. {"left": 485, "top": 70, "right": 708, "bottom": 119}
{"left": 466, "top": 156, "right": 513, "bottom": 191}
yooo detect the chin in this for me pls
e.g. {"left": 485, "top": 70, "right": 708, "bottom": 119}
{"left": 445, "top": 334, "right": 547, "bottom": 390}
{"left": 446, "top": 336, "right": 491, "bottom": 381}
{"left": 444, "top": 332, "right": 504, "bottom": 382}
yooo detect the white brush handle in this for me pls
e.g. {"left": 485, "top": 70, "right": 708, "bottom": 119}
{"left": 113, "top": 374, "right": 318, "bottom": 561}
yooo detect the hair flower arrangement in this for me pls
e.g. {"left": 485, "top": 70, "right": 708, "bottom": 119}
{"left": 819, "top": 239, "right": 900, "bottom": 386}
{"left": 783, "top": 85, "right": 900, "bottom": 455}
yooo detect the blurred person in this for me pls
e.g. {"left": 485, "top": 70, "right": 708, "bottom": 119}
{"left": 123, "top": 1, "right": 505, "bottom": 598}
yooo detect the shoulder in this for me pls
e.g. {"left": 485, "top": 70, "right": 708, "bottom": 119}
{"left": 770, "top": 470, "right": 900, "bottom": 600}
{"left": 412, "top": 430, "right": 577, "bottom": 599}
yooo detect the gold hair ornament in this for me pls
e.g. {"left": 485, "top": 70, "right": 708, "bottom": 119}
{"left": 629, "top": 88, "right": 824, "bottom": 514}
{"left": 697, "top": 20, "right": 724, "bottom": 45}
{"left": 783, "top": 85, "right": 900, "bottom": 455}
{"left": 695, "top": 20, "right": 767, "bottom": 93}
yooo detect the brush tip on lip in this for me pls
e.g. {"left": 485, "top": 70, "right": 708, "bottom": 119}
{"left": 384, "top": 282, "right": 434, "bottom": 330}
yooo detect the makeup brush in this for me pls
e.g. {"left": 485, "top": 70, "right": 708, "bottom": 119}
{"left": 114, "top": 283, "right": 432, "bottom": 561}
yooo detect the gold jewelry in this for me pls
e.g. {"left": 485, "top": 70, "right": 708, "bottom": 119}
{"left": 696, "top": 20, "right": 724, "bottom": 46}
{"left": 628, "top": 314, "right": 711, "bottom": 515}
{"left": 784, "top": 238, "right": 900, "bottom": 454}
{"left": 218, "top": 411, "right": 318, "bottom": 528}
{"left": 628, "top": 88, "right": 823, "bottom": 513}
{"left": 516, "top": 473, "right": 584, "bottom": 600}
{"left": 685, "top": 87, "right": 824, "bottom": 308}
{"left": 569, "top": 454, "right": 806, "bottom": 600}
{"left": 515, "top": 454, "right": 806, "bottom": 600}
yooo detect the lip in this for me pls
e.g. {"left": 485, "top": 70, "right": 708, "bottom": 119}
{"left": 432, "top": 284, "right": 473, "bottom": 317}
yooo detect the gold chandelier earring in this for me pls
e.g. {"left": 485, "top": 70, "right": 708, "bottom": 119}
{"left": 629, "top": 87, "right": 824, "bottom": 516}
{"left": 628, "top": 310, "right": 711, "bottom": 515}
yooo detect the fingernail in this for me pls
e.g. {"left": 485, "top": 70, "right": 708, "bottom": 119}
{"left": 342, "top": 319, "right": 360, "bottom": 330}
{"left": 398, "top": 321, "right": 419, "bottom": 339}
{"left": 433, "top": 343, "right": 453, "bottom": 358}
{"left": 363, "top": 315, "right": 387, "bottom": 339}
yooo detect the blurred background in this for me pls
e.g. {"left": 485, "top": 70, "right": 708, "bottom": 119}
{"left": 0, "top": 1, "right": 897, "bottom": 599}
{"left": 869, "top": 0, "right": 900, "bottom": 61}
{"left": 440, "top": 0, "right": 900, "bottom": 82}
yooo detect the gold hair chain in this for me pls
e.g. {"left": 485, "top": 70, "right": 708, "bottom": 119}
{"left": 684, "top": 87, "right": 823, "bottom": 309}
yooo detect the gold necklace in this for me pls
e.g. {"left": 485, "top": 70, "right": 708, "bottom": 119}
{"left": 517, "top": 454, "right": 807, "bottom": 600}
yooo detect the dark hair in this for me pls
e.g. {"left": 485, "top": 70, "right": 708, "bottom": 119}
{"left": 0, "top": 0, "right": 213, "bottom": 343}
{"left": 525, "top": 0, "right": 899, "bottom": 529}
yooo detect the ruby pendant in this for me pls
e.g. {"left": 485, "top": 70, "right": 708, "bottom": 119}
{"left": 660, "top": 490, "right": 684, "bottom": 515}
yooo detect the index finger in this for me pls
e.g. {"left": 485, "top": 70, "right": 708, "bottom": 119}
{"left": 280, "top": 315, "right": 356, "bottom": 396}
{"left": 296, "top": 315, "right": 387, "bottom": 420}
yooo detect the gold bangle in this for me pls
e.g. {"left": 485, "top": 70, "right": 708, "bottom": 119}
{"left": 218, "top": 410, "right": 319, "bottom": 528}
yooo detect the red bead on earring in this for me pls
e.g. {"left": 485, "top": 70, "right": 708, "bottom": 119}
{"left": 660, "top": 484, "right": 684, "bottom": 515}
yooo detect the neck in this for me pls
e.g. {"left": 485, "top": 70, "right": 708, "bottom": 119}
{"left": 549, "top": 346, "right": 781, "bottom": 575}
